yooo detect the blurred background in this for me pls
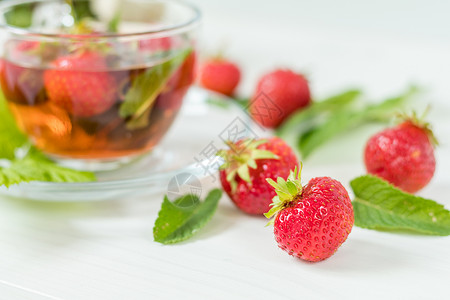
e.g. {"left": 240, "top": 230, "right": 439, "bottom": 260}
{"left": 2, "top": 0, "right": 449, "bottom": 101}
{"left": 189, "top": 0, "right": 450, "bottom": 101}
{"left": 0, "top": 3, "right": 448, "bottom": 298}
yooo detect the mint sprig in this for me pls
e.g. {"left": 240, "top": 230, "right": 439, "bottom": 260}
{"left": 276, "top": 89, "right": 362, "bottom": 138}
{"left": 275, "top": 86, "right": 418, "bottom": 159}
{"left": 119, "top": 49, "right": 191, "bottom": 129}
{"left": 153, "top": 189, "right": 223, "bottom": 244}
{"left": 0, "top": 148, "right": 95, "bottom": 187}
{"left": 0, "top": 94, "right": 28, "bottom": 160}
{"left": 107, "top": 11, "right": 121, "bottom": 33}
{"left": 0, "top": 92, "right": 95, "bottom": 186}
{"left": 351, "top": 175, "right": 450, "bottom": 236}
{"left": 297, "top": 86, "right": 418, "bottom": 159}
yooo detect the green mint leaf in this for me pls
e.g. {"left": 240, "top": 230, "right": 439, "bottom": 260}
{"left": 0, "top": 148, "right": 96, "bottom": 187}
{"left": 107, "top": 11, "right": 121, "bottom": 33}
{"left": 351, "top": 175, "right": 450, "bottom": 236}
{"left": 298, "top": 110, "right": 365, "bottom": 159}
{"left": 65, "top": 0, "right": 96, "bottom": 24}
{"left": 3, "top": 3, "right": 33, "bottom": 28}
{"left": 362, "top": 85, "right": 419, "bottom": 121}
{"left": 235, "top": 98, "right": 250, "bottom": 110}
{"left": 119, "top": 49, "right": 191, "bottom": 129}
{"left": 64, "top": 0, "right": 78, "bottom": 24}
{"left": 173, "top": 194, "right": 201, "bottom": 208}
{"left": 72, "top": 1, "right": 96, "bottom": 20}
{"left": 276, "top": 89, "right": 362, "bottom": 138}
{"left": 0, "top": 93, "right": 28, "bottom": 159}
{"left": 0, "top": 92, "right": 96, "bottom": 186}
{"left": 298, "top": 86, "right": 417, "bottom": 159}
{"left": 153, "top": 189, "right": 223, "bottom": 244}
{"left": 206, "top": 97, "right": 249, "bottom": 110}
{"left": 206, "top": 97, "right": 230, "bottom": 109}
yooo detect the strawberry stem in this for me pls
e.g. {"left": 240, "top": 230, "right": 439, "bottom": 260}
{"left": 264, "top": 164, "right": 303, "bottom": 224}
{"left": 396, "top": 108, "right": 439, "bottom": 147}
{"left": 217, "top": 139, "right": 279, "bottom": 192}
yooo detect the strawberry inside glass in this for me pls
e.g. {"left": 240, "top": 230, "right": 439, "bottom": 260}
{"left": 0, "top": 0, "right": 199, "bottom": 167}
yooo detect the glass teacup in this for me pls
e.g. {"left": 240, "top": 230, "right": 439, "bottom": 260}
{"left": 0, "top": 0, "right": 200, "bottom": 170}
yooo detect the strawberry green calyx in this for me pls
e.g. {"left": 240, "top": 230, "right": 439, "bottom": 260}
{"left": 264, "top": 165, "right": 303, "bottom": 224}
{"left": 217, "top": 139, "right": 279, "bottom": 192}
{"left": 69, "top": 18, "right": 96, "bottom": 35}
{"left": 397, "top": 109, "right": 439, "bottom": 147}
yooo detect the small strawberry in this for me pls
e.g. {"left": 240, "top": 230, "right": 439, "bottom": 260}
{"left": 156, "top": 51, "right": 197, "bottom": 111}
{"left": 364, "top": 113, "right": 437, "bottom": 193}
{"left": 199, "top": 58, "right": 241, "bottom": 96}
{"left": 44, "top": 51, "right": 117, "bottom": 117}
{"left": 0, "top": 41, "right": 47, "bottom": 105}
{"left": 139, "top": 37, "right": 176, "bottom": 52}
{"left": 9, "top": 39, "right": 61, "bottom": 63}
{"left": 14, "top": 40, "right": 40, "bottom": 55}
{"left": 218, "top": 137, "right": 298, "bottom": 215}
{"left": 250, "top": 69, "right": 311, "bottom": 128}
{"left": 0, "top": 60, "right": 45, "bottom": 105}
{"left": 165, "top": 51, "right": 197, "bottom": 91}
{"left": 265, "top": 166, "right": 354, "bottom": 262}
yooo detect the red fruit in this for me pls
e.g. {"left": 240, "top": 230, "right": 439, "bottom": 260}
{"left": 166, "top": 51, "right": 197, "bottom": 91}
{"left": 218, "top": 137, "right": 298, "bottom": 215}
{"left": 265, "top": 167, "right": 354, "bottom": 262}
{"left": 157, "top": 51, "right": 197, "bottom": 111}
{"left": 0, "top": 60, "right": 45, "bottom": 105}
{"left": 44, "top": 51, "right": 117, "bottom": 117}
{"left": 8, "top": 39, "right": 61, "bottom": 63}
{"left": 14, "top": 40, "right": 40, "bottom": 54}
{"left": 250, "top": 69, "right": 311, "bottom": 128}
{"left": 0, "top": 41, "right": 45, "bottom": 105}
{"left": 199, "top": 58, "right": 240, "bottom": 96}
{"left": 139, "top": 37, "right": 176, "bottom": 52}
{"left": 364, "top": 118, "right": 436, "bottom": 193}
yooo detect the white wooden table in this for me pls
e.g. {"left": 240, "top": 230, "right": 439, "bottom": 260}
{"left": 1, "top": 1, "right": 449, "bottom": 299}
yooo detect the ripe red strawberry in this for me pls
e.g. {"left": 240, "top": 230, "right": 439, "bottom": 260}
{"left": 265, "top": 167, "right": 354, "bottom": 262}
{"left": 139, "top": 37, "right": 177, "bottom": 52}
{"left": 13, "top": 40, "right": 40, "bottom": 55}
{"left": 199, "top": 58, "right": 241, "bottom": 96}
{"left": 0, "top": 41, "right": 46, "bottom": 105}
{"left": 364, "top": 116, "right": 436, "bottom": 193}
{"left": 0, "top": 59, "right": 45, "bottom": 105}
{"left": 250, "top": 69, "right": 311, "bottom": 128}
{"left": 44, "top": 51, "right": 117, "bottom": 117}
{"left": 218, "top": 137, "right": 298, "bottom": 215}
{"left": 156, "top": 51, "right": 197, "bottom": 111}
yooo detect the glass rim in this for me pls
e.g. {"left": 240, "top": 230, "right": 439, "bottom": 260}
{"left": 0, "top": 0, "right": 201, "bottom": 39}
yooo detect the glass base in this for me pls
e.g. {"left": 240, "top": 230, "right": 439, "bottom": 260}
{"left": 47, "top": 148, "right": 165, "bottom": 172}
{"left": 0, "top": 87, "right": 254, "bottom": 202}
